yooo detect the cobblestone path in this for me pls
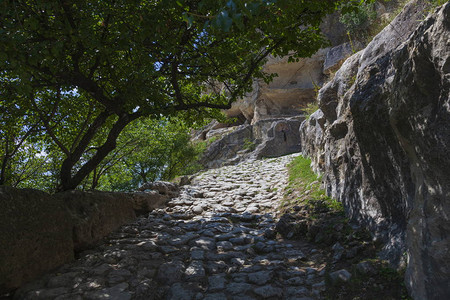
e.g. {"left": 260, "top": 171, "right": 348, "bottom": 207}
{"left": 18, "top": 154, "right": 328, "bottom": 300}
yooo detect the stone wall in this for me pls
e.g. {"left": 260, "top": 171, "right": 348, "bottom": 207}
{"left": 0, "top": 186, "right": 173, "bottom": 294}
{"left": 300, "top": 1, "right": 450, "bottom": 299}
{"left": 0, "top": 187, "right": 74, "bottom": 293}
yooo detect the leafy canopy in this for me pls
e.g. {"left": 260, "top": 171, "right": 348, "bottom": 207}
{"left": 0, "top": 0, "right": 359, "bottom": 190}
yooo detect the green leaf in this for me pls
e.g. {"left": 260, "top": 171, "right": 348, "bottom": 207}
{"left": 215, "top": 10, "right": 233, "bottom": 32}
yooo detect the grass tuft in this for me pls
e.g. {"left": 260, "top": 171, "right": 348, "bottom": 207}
{"left": 282, "top": 155, "right": 343, "bottom": 215}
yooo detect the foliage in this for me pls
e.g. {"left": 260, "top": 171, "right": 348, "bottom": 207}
{"left": 89, "top": 118, "right": 207, "bottom": 191}
{"left": 0, "top": 116, "right": 201, "bottom": 192}
{"left": 0, "top": 79, "right": 46, "bottom": 187}
{"left": 324, "top": 259, "right": 411, "bottom": 300}
{"left": 243, "top": 138, "right": 256, "bottom": 152}
{"left": 340, "top": 0, "right": 377, "bottom": 38}
{"left": 430, "top": 0, "right": 449, "bottom": 7}
{"left": 283, "top": 155, "right": 343, "bottom": 214}
{"left": 303, "top": 102, "right": 320, "bottom": 119}
{"left": 365, "top": 0, "right": 409, "bottom": 41}
{"left": 0, "top": 0, "right": 359, "bottom": 191}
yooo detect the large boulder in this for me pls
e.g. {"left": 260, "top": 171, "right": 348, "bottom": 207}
{"left": 0, "top": 187, "right": 74, "bottom": 294}
{"left": 300, "top": 1, "right": 449, "bottom": 299}
{"left": 200, "top": 117, "right": 304, "bottom": 168}
{"left": 255, "top": 117, "right": 304, "bottom": 158}
{"left": 200, "top": 124, "right": 254, "bottom": 168}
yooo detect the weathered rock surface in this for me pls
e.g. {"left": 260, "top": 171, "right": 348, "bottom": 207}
{"left": 323, "top": 42, "right": 363, "bottom": 75}
{"left": 255, "top": 118, "right": 303, "bottom": 159}
{"left": 129, "top": 191, "right": 167, "bottom": 215}
{"left": 225, "top": 10, "right": 351, "bottom": 125}
{"left": 300, "top": 1, "right": 450, "bottom": 299}
{"left": 200, "top": 117, "right": 304, "bottom": 168}
{"left": 227, "top": 50, "right": 328, "bottom": 124}
{"left": 0, "top": 187, "right": 74, "bottom": 293}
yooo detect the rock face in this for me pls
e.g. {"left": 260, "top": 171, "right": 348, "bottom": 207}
{"left": 226, "top": 50, "right": 328, "bottom": 124}
{"left": 0, "top": 186, "right": 74, "bottom": 293}
{"left": 225, "top": 11, "right": 350, "bottom": 124}
{"left": 200, "top": 116, "right": 304, "bottom": 169}
{"left": 323, "top": 41, "right": 363, "bottom": 75}
{"left": 254, "top": 118, "right": 303, "bottom": 158}
{"left": 300, "top": 1, "right": 450, "bottom": 299}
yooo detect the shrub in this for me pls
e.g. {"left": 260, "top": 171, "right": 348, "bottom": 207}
{"left": 340, "top": 1, "right": 377, "bottom": 38}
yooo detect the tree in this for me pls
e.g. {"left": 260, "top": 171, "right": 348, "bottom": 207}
{"left": 0, "top": 78, "right": 43, "bottom": 186}
{"left": 82, "top": 117, "right": 203, "bottom": 191}
{"left": 0, "top": 0, "right": 357, "bottom": 191}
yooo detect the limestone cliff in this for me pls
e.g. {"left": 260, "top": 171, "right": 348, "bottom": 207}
{"left": 300, "top": 1, "right": 449, "bottom": 299}
{"left": 225, "top": 12, "right": 349, "bottom": 124}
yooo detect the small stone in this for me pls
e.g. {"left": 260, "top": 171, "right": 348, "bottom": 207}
{"left": 205, "top": 261, "right": 228, "bottom": 274}
{"left": 216, "top": 233, "right": 234, "bottom": 241}
{"left": 226, "top": 283, "right": 252, "bottom": 295}
{"left": 203, "top": 293, "right": 227, "bottom": 300}
{"left": 284, "top": 249, "right": 305, "bottom": 260}
{"left": 254, "top": 242, "right": 266, "bottom": 253}
{"left": 229, "top": 237, "right": 247, "bottom": 245}
{"left": 159, "top": 245, "right": 179, "bottom": 254}
{"left": 208, "top": 275, "right": 226, "bottom": 292}
{"left": 55, "top": 294, "right": 83, "bottom": 300}
{"left": 232, "top": 296, "right": 257, "bottom": 300}
{"left": 167, "top": 283, "right": 194, "bottom": 300}
{"left": 168, "top": 233, "right": 199, "bottom": 246}
{"left": 284, "top": 286, "right": 309, "bottom": 297}
{"left": 356, "top": 261, "right": 376, "bottom": 275}
{"left": 245, "top": 207, "right": 259, "bottom": 213}
{"left": 190, "top": 250, "right": 205, "bottom": 260}
{"left": 192, "top": 206, "right": 204, "bottom": 214}
{"left": 26, "top": 287, "right": 70, "bottom": 299}
{"left": 89, "top": 283, "right": 131, "bottom": 300}
{"left": 91, "top": 263, "right": 113, "bottom": 276}
{"left": 47, "top": 272, "right": 78, "bottom": 287}
{"left": 253, "top": 285, "right": 283, "bottom": 298}
{"left": 136, "top": 240, "right": 158, "bottom": 250}
{"left": 185, "top": 261, "right": 206, "bottom": 281}
{"left": 230, "top": 257, "right": 246, "bottom": 266}
{"left": 286, "top": 277, "right": 304, "bottom": 285}
{"left": 157, "top": 261, "right": 185, "bottom": 284}
{"left": 312, "top": 281, "right": 326, "bottom": 291}
{"left": 192, "top": 237, "right": 216, "bottom": 250}
{"left": 329, "top": 269, "right": 352, "bottom": 284}
{"left": 217, "top": 241, "right": 233, "bottom": 251}
{"left": 248, "top": 271, "right": 272, "bottom": 285}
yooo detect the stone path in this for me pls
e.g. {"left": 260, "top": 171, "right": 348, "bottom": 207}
{"left": 17, "top": 154, "right": 328, "bottom": 300}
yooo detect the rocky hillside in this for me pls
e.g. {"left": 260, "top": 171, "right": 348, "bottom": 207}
{"left": 196, "top": 0, "right": 449, "bottom": 299}
{"left": 301, "top": 1, "right": 449, "bottom": 299}
{"left": 1, "top": 1, "right": 448, "bottom": 299}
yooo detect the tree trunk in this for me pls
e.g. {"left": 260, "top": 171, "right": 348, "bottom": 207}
{"left": 0, "top": 155, "right": 9, "bottom": 185}
{"left": 91, "top": 168, "right": 99, "bottom": 190}
{"left": 0, "top": 140, "right": 11, "bottom": 185}
{"left": 58, "top": 113, "right": 140, "bottom": 191}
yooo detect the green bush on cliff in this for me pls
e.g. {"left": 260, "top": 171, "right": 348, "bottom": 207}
{"left": 340, "top": 0, "right": 377, "bottom": 38}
